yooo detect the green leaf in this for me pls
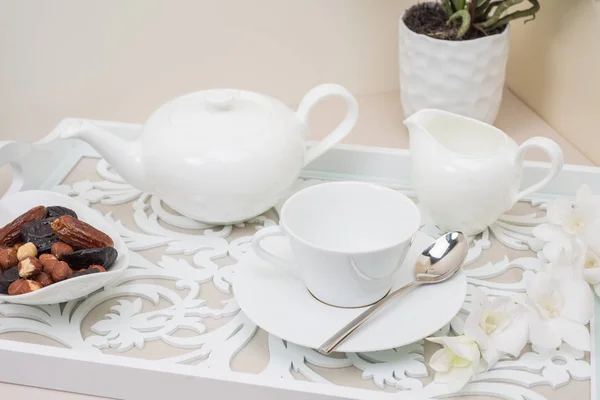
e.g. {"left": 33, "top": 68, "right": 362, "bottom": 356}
{"left": 479, "top": 0, "right": 540, "bottom": 30}
{"left": 441, "top": 0, "right": 454, "bottom": 15}
{"left": 452, "top": 0, "right": 467, "bottom": 11}
{"left": 447, "top": 9, "right": 472, "bottom": 39}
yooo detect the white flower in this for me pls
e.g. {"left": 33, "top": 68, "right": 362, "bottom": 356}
{"left": 427, "top": 335, "right": 481, "bottom": 392}
{"left": 520, "top": 272, "right": 593, "bottom": 351}
{"left": 463, "top": 288, "right": 528, "bottom": 367}
{"left": 582, "top": 247, "right": 600, "bottom": 296}
{"left": 533, "top": 185, "right": 600, "bottom": 261}
{"left": 548, "top": 185, "right": 600, "bottom": 235}
{"left": 540, "top": 237, "right": 600, "bottom": 296}
{"left": 540, "top": 238, "right": 587, "bottom": 281}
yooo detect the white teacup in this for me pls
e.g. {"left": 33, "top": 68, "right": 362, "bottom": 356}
{"left": 251, "top": 181, "right": 421, "bottom": 308}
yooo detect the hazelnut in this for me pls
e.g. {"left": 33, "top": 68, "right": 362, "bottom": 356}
{"left": 51, "top": 261, "right": 72, "bottom": 282}
{"left": 34, "top": 272, "right": 54, "bottom": 287}
{"left": 16, "top": 242, "right": 37, "bottom": 261}
{"left": 43, "top": 260, "right": 58, "bottom": 275}
{"left": 39, "top": 254, "right": 58, "bottom": 274}
{"left": 88, "top": 265, "right": 106, "bottom": 273}
{"left": 8, "top": 279, "right": 43, "bottom": 295}
{"left": 39, "top": 253, "right": 57, "bottom": 263}
{"left": 51, "top": 242, "right": 73, "bottom": 258}
{"left": 18, "top": 257, "right": 43, "bottom": 278}
{"left": 12, "top": 243, "right": 23, "bottom": 250}
{"left": 0, "top": 248, "right": 18, "bottom": 271}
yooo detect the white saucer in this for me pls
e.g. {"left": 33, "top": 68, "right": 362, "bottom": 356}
{"left": 233, "top": 231, "right": 467, "bottom": 353}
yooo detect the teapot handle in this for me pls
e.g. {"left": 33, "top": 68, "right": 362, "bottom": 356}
{"left": 513, "top": 137, "right": 564, "bottom": 202}
{"left": 297, "top": 84, "right": 359, "bottom": 166}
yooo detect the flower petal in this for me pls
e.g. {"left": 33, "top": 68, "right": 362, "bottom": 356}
{"left": 547, "top": 199, "right": 573, "bottom": 226}
{"left": 576, "top": 184, "right": 600, "bottom": 221}
{"left": 528, "top": 315, "right": 561, "bottom": 350}
{"left": 583, "top": 220, "right": 600, "bottom": 251}
{"left": 486, "top": 296, "right": 513, "bottom": 314}
{"left": 539, "top": 239, "right": 587, "bottom": 282}
{"left": 427, "top": 336, "right": 480, "bottom": 362}
{"left": 434, "top": 366, "right": 474, "bottom": 393}
{"left": 583, "top": 267, "right": 600, "bottom": 285}
{"left": 526, "top": 272, "right": 555, "bottom": 303}
{"left": 564, "top": 208, "right": 591, "bottom": 235}
{"left": 558, "top": 318, "right": 591, "bottom": 351}
{"left": 481, "top": 344, "right": 501, "bottom": 369}
{"left": 557, "top": 239, "right": 585, "bottom": 266}
{"left": 543, "top": 242, "right": 566, "bottom": 264}
{"left": 464, "top": 289, "right": 488, "bottom": 347}
{"left": 560, "top": 279, "right": 594, "bottom": 324}
{"left": 492, "top": 315, "right": 528, "bottom": 357}
{"left": 429, "top": 348, "right": 453, "bottom": 372}
{"left": 533, "top": 223, "right": 570, "bottom": 243}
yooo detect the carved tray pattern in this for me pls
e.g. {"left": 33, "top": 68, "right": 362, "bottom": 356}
{"left": 0, "top": 156, "right": 591, "bottom": 399}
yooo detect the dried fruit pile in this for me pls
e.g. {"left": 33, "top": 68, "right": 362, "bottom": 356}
{"left": 0, "top": 205, "right": 118, "bottom": 295}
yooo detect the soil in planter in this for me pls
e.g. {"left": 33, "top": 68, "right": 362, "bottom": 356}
{"left": 403, "top": 2, "right": 505, "bottom": 41}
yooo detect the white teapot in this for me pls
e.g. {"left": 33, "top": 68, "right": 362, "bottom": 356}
{"left": 62, "top": 84, "right": 358, "bottom": 224}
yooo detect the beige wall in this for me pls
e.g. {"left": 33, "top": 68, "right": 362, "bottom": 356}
{"left": 0, "top": 0, "right": 416, "bottom": 143}
{"left": 507, "top": 0, "right": 600, "bottom": 164}
{"left": 1, "top": 0, "right": 597, "bottom": 164}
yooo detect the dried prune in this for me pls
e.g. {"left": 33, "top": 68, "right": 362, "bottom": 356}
{"left": 21, "top": 218, "right": 54, "bottom": 237}
{"left": 0, "top": 275, "right": 11, "bottom": 294}
{"left": 31, "top": 236, "right": 59, "bottom": 253}
{"left": 3, "top": 266, "right": 20, "bottom": 283}
{"left": 59, "top": 247, "right": 117, "bottom": 270}
{"left": 21, "top": 218, "right": 59, "bottom": 253}
{"left": 0, "top": 266, "right": 19, "bottom": 294}
{"left": 70, "top": 268, "right": 100, "bottom": 279}
{"left": 47, "top": 206, "right": 77, "bottom": 219}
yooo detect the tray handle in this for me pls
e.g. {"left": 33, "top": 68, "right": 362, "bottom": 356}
{"left": 0, "top": 141, "right": 32, "bottom": 196}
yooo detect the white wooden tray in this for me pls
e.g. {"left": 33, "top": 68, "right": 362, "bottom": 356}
{"left": 0, "top": 118, "right": 596, "bottom": 400}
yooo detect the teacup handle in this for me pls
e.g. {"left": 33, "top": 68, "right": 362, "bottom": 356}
{"left": 251, "top": 226, "right": 294, "bottom": 269}
{"left": 297, "top": 83, "right": 359, "bottom": 166}
{"left": 514, "top": 137, "right": 564, "bottom": 202}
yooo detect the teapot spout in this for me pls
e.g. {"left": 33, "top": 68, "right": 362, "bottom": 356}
{"left": 61, "top": 121, "right": 153, "bottom": 193}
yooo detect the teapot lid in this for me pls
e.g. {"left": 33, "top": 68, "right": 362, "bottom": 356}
{"left": 147, "top": 89, "right": 274, "bottom": 138}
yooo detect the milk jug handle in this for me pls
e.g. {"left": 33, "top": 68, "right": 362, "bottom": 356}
{"left": 513, "top": 137, "right": 564, "bottom": 202}
{"left": 297, "top": 84, "right": 359, "bottom": 166}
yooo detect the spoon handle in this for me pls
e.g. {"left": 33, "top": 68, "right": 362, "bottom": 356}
{"left": 317, "top": 280, "right": 423, "bottom": 354}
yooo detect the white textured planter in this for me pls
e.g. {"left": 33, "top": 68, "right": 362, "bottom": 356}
{"left": 398, "top": 16, "right": 510, "bottom": 124}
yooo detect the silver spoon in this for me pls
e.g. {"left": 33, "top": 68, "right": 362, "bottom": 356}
{"left": 317, "top": 231, "right": 468, "bottom": 354}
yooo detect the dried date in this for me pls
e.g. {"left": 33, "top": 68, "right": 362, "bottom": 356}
{"left": 70, "top": 268, "right": 100, "bottom": 279}
{"left": 0, "top": 206, "right": 47, "bottom": 245}
{"left": 51, "top": 216, "right": 114, "bottom": 249}
{"left": 20, "top": 218, "right": 59, "bottom": 253}
{"left": 59, "top": 247, "right": 117, "bottom": 270}
{"left": 46, "top": 206, "right": 77, "bottom": 219}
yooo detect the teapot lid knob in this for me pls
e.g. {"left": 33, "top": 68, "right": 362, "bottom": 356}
{"left": 206, "top": 89, "right": 238, "bottom": 111}
{"left": 163, "top": 88, "right": 274, "bottom": 135}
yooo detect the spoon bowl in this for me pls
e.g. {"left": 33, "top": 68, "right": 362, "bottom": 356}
{"left": 318, "top": 231, "right": 468, "bottom": 354}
